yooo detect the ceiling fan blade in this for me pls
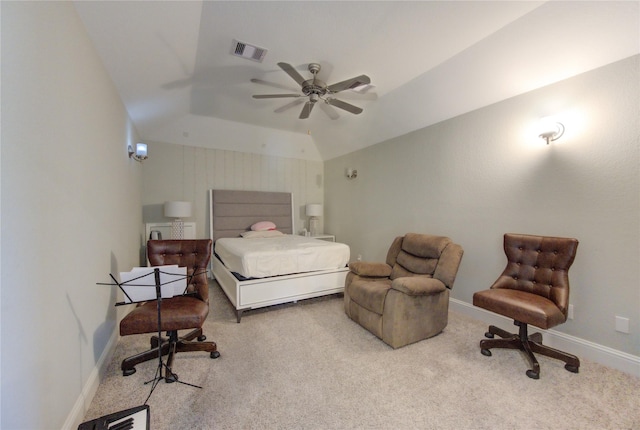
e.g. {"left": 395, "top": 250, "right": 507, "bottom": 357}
{"left": 327, "top": 75, "right": 371, "bottom": 93}
{"left": 337, "top": 91, "right": 378, "bottom": 101}
{"left": 253, "top": 94, "right": 302, "bottom": 99}
{"left": 319, "top": 102, "right": 340, "bottom": 120}
{"left": 250, "top": 78, "right": 298, "bottom": 92}
{"left": 299, "top": 101, "right": 314, "bottom": 119}
{"left": 274, "top": 99, "right": 305, "bottom": 113}
{"left": 278, "top": 62, "right": 307, "bottom": 86}
{"left": 327, "top": 98, "right": 363, "bottom": 115}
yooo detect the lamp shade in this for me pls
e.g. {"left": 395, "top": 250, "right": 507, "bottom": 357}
{"left": 164, "top": 201, "right": 192, "bottom": 218}
{"left": 135, "top": 143, "right": 148, "bottom": 157}
{"left": 538, "top": 117, "right": 559, "bottom": 137}
{"left": 306, "top": 204, "right": 323, "bottom": 217}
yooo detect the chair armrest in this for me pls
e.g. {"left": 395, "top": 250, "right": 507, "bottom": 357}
{"left": 433, "top": 242, "right": 464, "bottom": 289}
{"left": 348, "top": 261, "right": 392, "bottom": 278}
{"left": 391, "top": 277, "right": 446, "bottom": 296}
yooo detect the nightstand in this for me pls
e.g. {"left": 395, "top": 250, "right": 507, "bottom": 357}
{"left": 311, "top": 234, "right": 335, "bottom": 242}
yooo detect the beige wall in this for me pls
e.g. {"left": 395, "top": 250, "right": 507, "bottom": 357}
{"left": 140, "top": 141, "right": 324, "bottom": 241}
{"left": 325, "top": 55, "right": 640, "bottom": 357}
{"left": 1, "top": 2, "right": 143, "bottom": 428}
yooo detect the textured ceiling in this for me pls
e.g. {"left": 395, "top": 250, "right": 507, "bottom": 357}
{"left": 74, "top": 1, "right": 639, "bottom": 160}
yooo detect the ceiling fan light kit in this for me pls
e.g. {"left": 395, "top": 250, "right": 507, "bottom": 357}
{"left": 252, "top": 62, "right": 371, "bottom": 120}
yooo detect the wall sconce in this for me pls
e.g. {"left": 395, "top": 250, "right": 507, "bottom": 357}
{"left": 128, "top": 142, "right": 148, "bottom": 162}
{"left": 538, "top": 117, "right": 565, "bottom": 145}
{"left": 346, "top": 168, "right": 358, "bottom": 179}
{"left": 164, "top": 201, "right": 192, "bottom": 239}
{"left": 305, "top": 203, "right": 323, "bottom": 236}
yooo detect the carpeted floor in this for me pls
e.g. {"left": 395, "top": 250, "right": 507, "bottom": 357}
{"left": 83, "top": 282, "right": 640, "bottom": 429}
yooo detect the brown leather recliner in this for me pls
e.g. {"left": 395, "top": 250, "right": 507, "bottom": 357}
{"left": 344, "top": 233, "right": 464, "bottom": 349}
{"left": 119, "top": 239, "right": 219, "bottom": 382}
{"left": 473, "top": 233, "right": 579, "bottom": 379}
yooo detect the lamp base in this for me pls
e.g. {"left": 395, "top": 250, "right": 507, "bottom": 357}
{"left": 171, "top": 219, "right": 185, "bottom": 239}
{"left": 309, "top": 217, "right": 320, "bottom": 237}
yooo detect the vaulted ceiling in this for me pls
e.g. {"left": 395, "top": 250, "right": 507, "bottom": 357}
{"left": 74, "top": 1, "right": 639, "bottom": 161}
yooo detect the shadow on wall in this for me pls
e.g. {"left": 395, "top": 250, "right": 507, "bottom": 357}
{"left": 142, "top": 204, "right": 166, "bottom": 223}
{"left": 90, "top": 252, "right": 120, "bottom": 363}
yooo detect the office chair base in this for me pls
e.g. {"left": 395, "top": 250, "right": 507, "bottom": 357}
{"left": 564, "top": 364, "right": 579, "bottom": 373}
{"left": 479, "top": 322, "right": 580, "bottom": 379}
{"left": 121, "top": 327, "right": 219, "bottom": 379}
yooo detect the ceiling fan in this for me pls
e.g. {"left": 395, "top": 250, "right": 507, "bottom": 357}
{"left": 252, "top": 62, "right": 371, "bottom": 120}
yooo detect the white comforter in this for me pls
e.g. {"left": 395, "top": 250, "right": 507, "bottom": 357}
{"left": 215, "top": 235, "right": 350, "bottom": 279}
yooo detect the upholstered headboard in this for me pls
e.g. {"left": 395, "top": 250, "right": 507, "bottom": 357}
{"left": 208, "top": 189, "right": 294, "bottom": 242}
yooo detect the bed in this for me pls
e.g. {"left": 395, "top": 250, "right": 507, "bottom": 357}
{"left": 209, "top": 189, "right": 350, "bottom": 322}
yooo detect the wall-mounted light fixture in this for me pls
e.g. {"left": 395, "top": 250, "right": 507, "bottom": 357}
{"left": 128, "top": 142, "right": 148, "bottom": 162}
{"left": 346, "top": 168, "right": 358, "bottom": 179}
{"left": 538, "top": 117, "right": 565, "bottom": 145}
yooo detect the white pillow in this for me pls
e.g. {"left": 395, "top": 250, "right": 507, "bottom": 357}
{"left": 251, "top": 221, "right": 277, "bottom": 231}
{"left": 241, "top": 230, "right": 284, "bottom": 239}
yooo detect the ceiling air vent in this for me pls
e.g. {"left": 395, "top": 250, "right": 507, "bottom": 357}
{"left": 231, "top": 40, "right": 267, "bottom": 62}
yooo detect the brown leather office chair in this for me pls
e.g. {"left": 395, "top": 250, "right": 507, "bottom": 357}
{"left": 473, "top": 233, "right": 579, "bottom": 379}
{"left": 119, "top": 239, "right": 219, "bottom": 382}
{"left": 344, "top": 233, "right": 464, "bottom": 349}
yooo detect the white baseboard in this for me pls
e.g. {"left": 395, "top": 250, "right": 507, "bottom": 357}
{"left": 62, "top": 330, "right": 120, "bottom": 430}
{"left": 450, "top": 298, "right": 640, "bottom": 377}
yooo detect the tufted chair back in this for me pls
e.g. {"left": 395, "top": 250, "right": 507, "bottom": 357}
{"left": 119, "top": 238, "right": 218, "bottom": 379}
{"left": 491, "top": 233, "right": 578, "bottom": 318}
{"left": 147, "top": 239, "right": 212, "bottom": 303}
{"left": 385, "top": 233, "right": 460, "bottom": 288}
{"left": 472, "top": 233, "right": 580, "bottom": 379}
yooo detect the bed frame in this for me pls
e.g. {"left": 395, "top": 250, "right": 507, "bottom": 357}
{"left": 208, "top": 189, "right": 348, "bottom": 322}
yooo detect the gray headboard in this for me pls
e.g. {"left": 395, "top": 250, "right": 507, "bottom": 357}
{"left": 208, "top": 189, "right": 294, "bottom": 241}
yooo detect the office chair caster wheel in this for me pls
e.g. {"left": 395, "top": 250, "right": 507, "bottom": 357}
{"left": 565, "top": 364, "right": 579, "bottom": 373}
{"left": 198, "top": 335, "right": 206, "bottom": 341}
{"left": 484, "top": 331, "right": 494, "bottom": 338}
{"left": 123, "top": 368, "right": 136, "bottom": 376}
{"left": 211, "top": 351, "right": 220, "bottom": 359}
{"left": 481, "top": 349, "right": 492, "bottom": 357}
{"left": 526, "top": 369, "right": 540, "bottom": 379}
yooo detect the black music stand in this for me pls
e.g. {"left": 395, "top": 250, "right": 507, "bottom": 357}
{"left": 78, "top": 404, "right": 150, "bottom": 430}
{"left": 99, "top": 267, "right": 205, "bottom": 404}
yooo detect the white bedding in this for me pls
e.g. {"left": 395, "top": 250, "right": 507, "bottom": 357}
{"left": 215, "top": 234, "right": 350, "bottom": 279}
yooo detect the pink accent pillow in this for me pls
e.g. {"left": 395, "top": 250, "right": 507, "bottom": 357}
{"left": 251, "top": 221, "right": 276, "bottom": 231}
{"left": 241, "top": 230, "right": 283, "bottom": 239}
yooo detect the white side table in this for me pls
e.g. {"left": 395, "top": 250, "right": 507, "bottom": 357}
{"left": 311, "top": 234, "right": 335, "bottom": 242}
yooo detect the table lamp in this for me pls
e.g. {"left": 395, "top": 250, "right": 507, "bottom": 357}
{"left": 164, "top": 201, "right": 192, "bottom": 239}
{"left": 306, "top": 204, "right": 323, "bottom": 236}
